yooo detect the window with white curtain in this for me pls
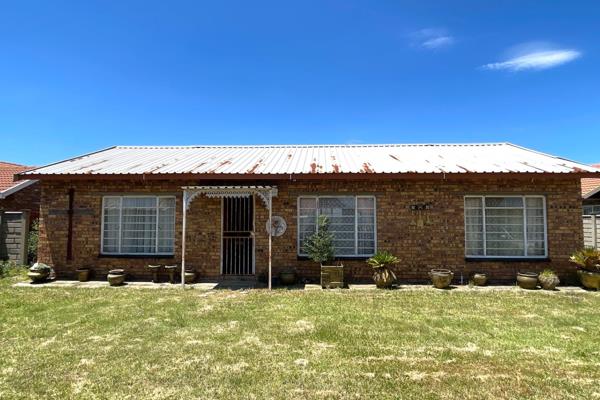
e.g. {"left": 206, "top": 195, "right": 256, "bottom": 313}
{"left": 464, "top": 196, "right": 547, "bottom": 258}
{"left": 298, "top": 196, "right": 376, "bottom": 257}
{"left": 101, "top": 196, "right": 175, "bottom": 255}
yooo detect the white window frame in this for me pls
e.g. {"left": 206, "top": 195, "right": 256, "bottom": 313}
{"left": 297, "top": 195, "right": 377, "bottom": 257}
{"left": 100, "top": 195, "right": 176, "bottom": 256}
{"left": 464, "top": 195, "right": 548, "bottom": 259}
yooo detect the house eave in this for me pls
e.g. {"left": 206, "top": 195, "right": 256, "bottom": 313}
{"left": 0, "top": 179, "right": 37, "bottom": 199}
{"left": 15, "top": 172, "right": 600, "bottom": 182}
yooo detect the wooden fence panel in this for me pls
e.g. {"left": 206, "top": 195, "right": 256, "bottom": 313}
{"left": 583, "top": 215, "right": 600, "bottom": 249}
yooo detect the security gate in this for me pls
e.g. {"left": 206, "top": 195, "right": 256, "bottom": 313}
{"left": 221, "top": 196, "right": 255, "bottom": 275}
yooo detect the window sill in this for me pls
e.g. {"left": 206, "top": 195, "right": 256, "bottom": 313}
{"left": 98, "top": 254, "right": 175, "bottom": 259}
{"left": 465, "top": 257, "right": 550, "bottom": 263}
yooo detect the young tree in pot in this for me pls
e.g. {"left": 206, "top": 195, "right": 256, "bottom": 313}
{"left": 303, "top": 216, "right": 343, "bottom": 288}
{"left": 570, "top": 248, "right": 600, "bottom": 290}
{"left": 367, "top": 251, "right": 399, "bottom": 289}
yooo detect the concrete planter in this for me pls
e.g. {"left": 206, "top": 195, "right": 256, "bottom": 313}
{"left": 372, "top": 267, "right": 397, "bottom": 289}
{"left": 577, "top": 270, "right": 600, "bottom": 290}
{"left": 27, "top": 271, "right": 50, "bottom": 283}
{"left": 429, "top": 269, "right": 453, "bottom": 289}
{"left": 472, "top": 273, "right": 488, "bottom": 286}
{"left": 279, "top": 269, "right": 296, "bottom": 285}
{"left": 28, "top": 263, "right": 51, "bottom": 283}
{"left": 107, "top": 269, "right": 125, "bottom": 286}
{"left": 184, "top": 270, "right": 196, "bottom": 284}
{"left": 164, "top": 265, "right": 178, "bottom": 284}
{"left": 517, "top": 272, "right": 538, "bottom": 290}
{"left": 539, "top": 274, "right": 560, "bottom": 291}
{"left": 76, "top": 268, "right": 90, "bottom": 282}
{"left": 147, "top": 265, "right": 161, "bottom": 283}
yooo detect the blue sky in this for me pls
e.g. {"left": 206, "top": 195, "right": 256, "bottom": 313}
{"left": 1, "top": 0, "right": 599, "bottom": 165}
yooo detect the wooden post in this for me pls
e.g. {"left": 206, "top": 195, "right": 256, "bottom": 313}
{"left": 182, "top": 191, "right": 187, "bottom": 289}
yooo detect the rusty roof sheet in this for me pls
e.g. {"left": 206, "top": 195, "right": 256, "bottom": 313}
{"left": 20, "top": 143, "right": 600, "bottom": 177}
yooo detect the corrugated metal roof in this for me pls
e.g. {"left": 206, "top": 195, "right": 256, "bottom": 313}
{"left": 20, "top": 143, "right": 600, "bottom": 177}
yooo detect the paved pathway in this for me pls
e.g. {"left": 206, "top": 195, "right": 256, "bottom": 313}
{"left": 12, "top": 280, "right": 595, "bottom": 293}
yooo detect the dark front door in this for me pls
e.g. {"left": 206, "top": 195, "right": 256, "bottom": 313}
{"left": 221, "top": 196, "right": 254, "bottom": 275}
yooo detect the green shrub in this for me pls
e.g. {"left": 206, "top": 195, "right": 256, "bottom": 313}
{"left": 539, "top": 269, "right": 557, "bottom": 278}
{"left": 0, "top": 261, "right": 28, "bottom": 280}
{"left": 27, "top": 218, "right": 39, "bottom": 264}
{"left": 302, "top": 216, "right": 335, "bottom": 264}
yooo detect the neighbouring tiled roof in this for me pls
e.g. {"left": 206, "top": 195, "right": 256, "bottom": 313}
{"left": 19, "top": 143, "right": 600, "bottom": 177}
{"left": 0, "top": 161, "right": 35, "bottom": 193}
{"left": 582, "top": 163, "right": 600, "bottom": 197}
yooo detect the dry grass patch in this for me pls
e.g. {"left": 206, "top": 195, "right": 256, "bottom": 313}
{"left": 0, "top": 279, "right": 599, "bottom": 399}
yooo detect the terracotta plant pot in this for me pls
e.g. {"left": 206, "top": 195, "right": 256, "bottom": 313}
{"left": 279, "top": 269, "right": 296, "bottom": 285}
{"left": 516, "top": 272, "right": 538, "bottom": 290}
{"left": 147, "top": 265, "right": 161, "bottom": 283}
{"left": 577, "top": 269, "right": 600, "bottom": 290}
{"left": 184, "top": 270, "right": 196, "bottom": 284}
{"left": 107, "top": 269, "right": 125, "bottom": 286}
{"left": 373, "top": 266, "right": 397, "bottom": 289}
{"left": 538, "top": 274, "right": 560, "bottom": 291}
{"left": 164, "top": 265, "right": 178, "bottom": 284}
{"left": 76, "top": 268, "right": 90, "bottom": 282}
{"left": 429, "top": 269, "right": 454, "bottom": 289}
{"left": 472, "top": 273, "right": 488, "bottom": 286}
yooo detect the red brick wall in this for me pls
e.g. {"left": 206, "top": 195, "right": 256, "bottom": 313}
{"left": 37, "top": 177, "right": 583, "bottom": 284}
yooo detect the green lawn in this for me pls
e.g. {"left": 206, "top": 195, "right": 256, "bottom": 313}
{"left": 1, "top": 275, "right": 600, "bottom": 399}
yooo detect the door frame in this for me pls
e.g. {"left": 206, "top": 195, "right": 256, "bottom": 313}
{"left": 219, "top": 195, "right": 256, "bottom": 275}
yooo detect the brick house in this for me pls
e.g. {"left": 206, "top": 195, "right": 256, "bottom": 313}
{"left": 582, "top": 163, "right": 600, "bottom": 215}
{"left": 17, "top": 143, "right": 600, "bottom": 284}
{"left": 0, "top": 161, "right": 40, "bottom": 264}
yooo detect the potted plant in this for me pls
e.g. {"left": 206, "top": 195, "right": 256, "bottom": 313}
{"left": 516, "top": 271, "right": 538, "bottom": 290}
{"left": 184, "top": 268, "right": 196, "bottom": 284}
{"left": 279, "top": 268, "right": 296, "bottom": 285}
{"left": 76, "top": 267, "right": 91, "bottom": 282}
{"left": 428, "top": 268, "right": 454, "bottom": 289}
{"left": 303, "top": 216, "right": 343, "bottom": 289}
{"left": 472, "top": 272, "right": 488, "bottom": 286}
{"left": 538, "top": 269, "right": 560, "bottom": 290}
{"left": 147, "top": 264, "right": 161, "bottom": 283}
{"left": 107, "top": 269, "right": 126, "bottom": 286}
{"left": 367, "top": 251, "right": 399, "bottom": 289}
{"left": 164, "top": 265, "right": 178, "bottom": 284}
{"left": 27, "top": 263, "right": 52, "bottom": 283}
{"left": 570, "top": 248, "right": 600, "bottom": 290}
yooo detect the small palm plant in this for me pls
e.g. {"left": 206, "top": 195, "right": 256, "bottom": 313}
{"left": 570, "top": 248, "right": 600, "bottom": 272}
{"left": 367, "top": 251, "right": 399, "bottom": 289}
